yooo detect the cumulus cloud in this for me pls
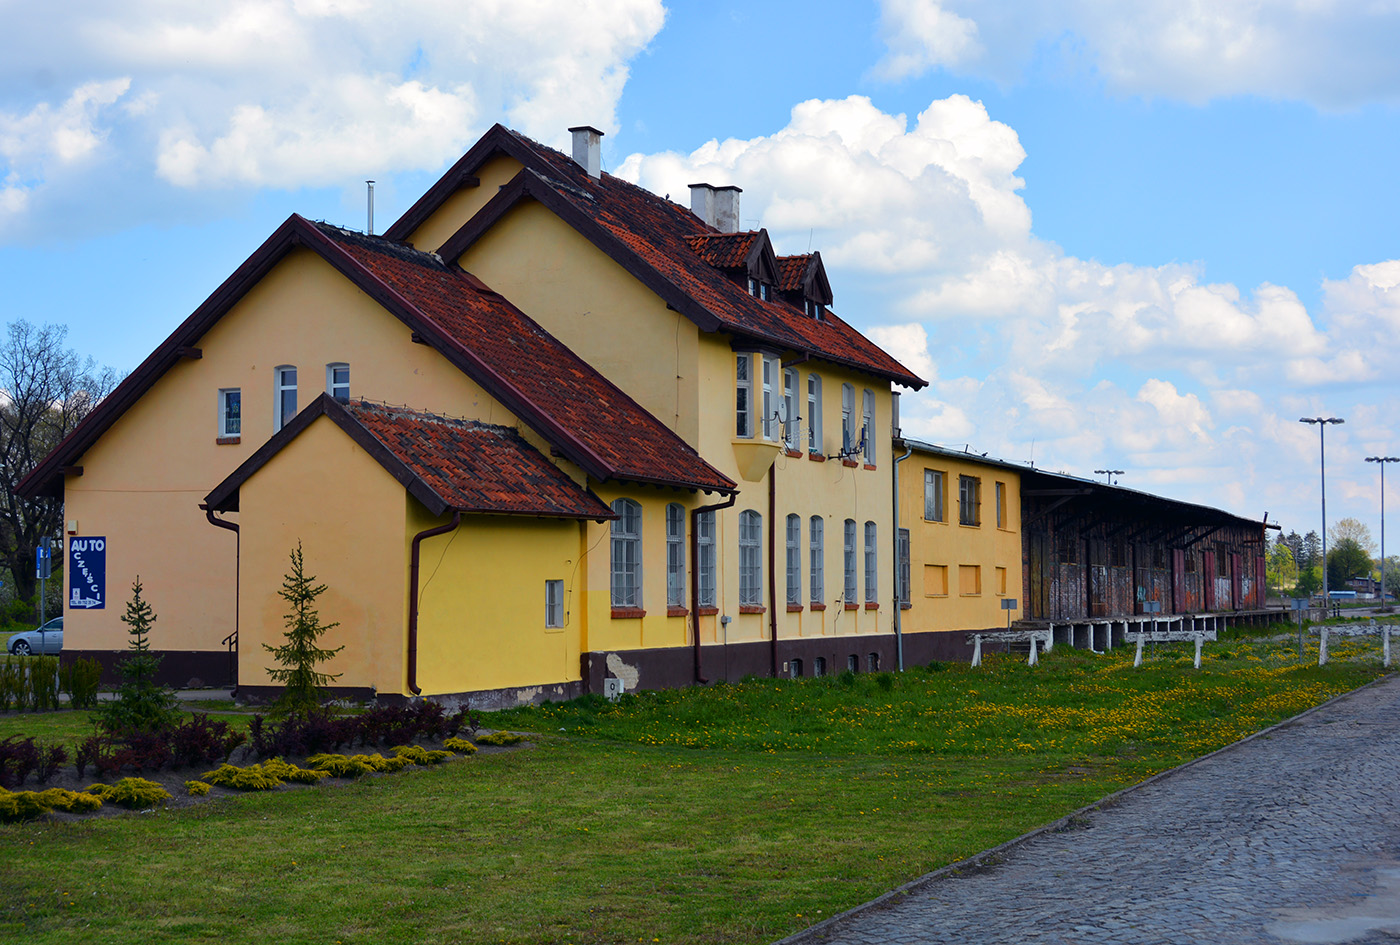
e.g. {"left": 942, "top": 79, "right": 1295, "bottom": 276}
{"left": 0, "top": 0, "right": 664, "bottom": 236}
{"left": 872, "top": 0, "right": 1400, "bottom": 107}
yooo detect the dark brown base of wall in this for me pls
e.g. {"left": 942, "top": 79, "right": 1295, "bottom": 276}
{"left": 235, "top": 684, "right": 378, "bottom": 705}
{"left": 63, "top": 649, "right": 236, "bottom": 689}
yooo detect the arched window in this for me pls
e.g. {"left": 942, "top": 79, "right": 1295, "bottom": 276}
{"left": 739, "top": 510, "right": 763, "bottom": 606}
{"left": 326, "top": 363, "right": 350, "bottom": 403}
{"left": 697, "top": 510, "right": 716, "bottom": 607}
{"left": 666, "top": 503, "right": 685, "bottom": 608}
{"left": 786, "top": 514, "right": 801, "bottom": 605}
{"left": 843, "top": 519, "right": 857, "bottom": 604}
{"left": 807, "top": 374, "right": 823, "bottom": 454}
{"left": 864, "top": 520, "right": 878, "bottom": 604}
{"left": 841, "top": 384, "right": 855, "bottom": 453}
{"left": 809, "top": 516, "right": 825, "bottom": 603}
{"left": 274, "top": 366, "right": 297, "bottom": 431}
{"left": 862, "top": 389, "right": 875, "bottom": 464}
{"left": 610, "top": 499, "right": 642, "bottom": 608}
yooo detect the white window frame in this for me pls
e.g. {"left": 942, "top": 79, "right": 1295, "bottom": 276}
{"left": 610, "top": 498, "right": 642, "bottom": 608}
{"left": 761, "top": 355, "right": 779, "bottom": 442}
{"left": 841, "top": 383, "right": 855, "bottom": 454}
{"left": 924, "top": 469, "right": 945, "bottom": 522}
{"left": 736, "top": 354, "right": 753, "bottom": 438}
{"left": 218, "top": 388, "right": 241, "bottom": 438}
{"left": 862, "top": 389, "right": 875, "bottom": 464}
{"left": 326, "top": 363, "right": 350, "bottom": 403}
{"left": 807, "top": 374, "right": 823, "bottom": 454}
{"left": 786, "top": 514, "right": 801, "bottom": 605}
{"left": 739, "top": 510, "right": 763, "bottom": 607}
{"left": 809, "top": 516, "right": 824, "bottom": 603}
{"left": 843, "top": 518, "right": 857, "bottom": 604}
{"left": 782, "top": 368, "right": 799, "bottom": 450}
{"left": 546, "top": 580, "right": 564, "bottom": 628}
{"left": 274, "top": 366, "right": 297, "bottom": 432}
{"left": 666, "top": 503, "right": 685, "bottom": 608}
{"left": 697, "top": 510, "right": 716, "bottom": 608}
{"left": 864, "top": 520, "right": 878, "bottom": 604}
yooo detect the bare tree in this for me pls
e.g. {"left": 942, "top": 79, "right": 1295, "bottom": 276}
{"left": 1329, "top": 517, "right": 1377, "bottom": 557}
{"left": 0, "top": 321, "right": 116, "bottom": 607}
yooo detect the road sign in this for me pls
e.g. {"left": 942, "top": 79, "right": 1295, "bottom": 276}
{"left": 35, "top": 544, "right": 51, "bottom": 579}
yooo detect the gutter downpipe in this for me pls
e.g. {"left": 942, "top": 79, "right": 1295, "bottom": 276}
{"left": 769, "top": 466, "right": 779, "bottom": 678}
{"left": 408, "top": 511, "right": 462, "bottom": 696}
{"left": 691, "top": 491, "right": 738, "bottom": 684}
{"left": 893, "top": 443, "right": 914, "bottom": 672}
{"left": 204, "top": 507, "right": 240, "bottom": 695}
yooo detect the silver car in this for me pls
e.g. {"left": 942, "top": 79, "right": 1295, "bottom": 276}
{"left": 7, "top": 616, "right": 63, "bottom": 656}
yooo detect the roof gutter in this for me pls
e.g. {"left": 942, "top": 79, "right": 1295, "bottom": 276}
{"left": 408, "top": 510, "right": 462, "bottom": 696}
{"left": 691, "top": 491, "right": 738, "bottom": 684}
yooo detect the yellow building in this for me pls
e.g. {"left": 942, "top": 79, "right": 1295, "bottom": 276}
{"left": 21, "top": 124, "right": 927, "bottom": 705}
{"left": 895, "top": 440, "right": 1023, "bottom": 663}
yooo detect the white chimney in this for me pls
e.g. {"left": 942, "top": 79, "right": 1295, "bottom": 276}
{"left": 569, "top": 125, "right": 603, "bottom": 179}
{"left": 689, "top": 183, "right": 717, "bottom": 228}
{"left": 714, "top": 185, "right": 741, "bottom": 234}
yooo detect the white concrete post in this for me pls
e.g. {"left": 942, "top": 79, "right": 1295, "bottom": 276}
{"left": 971, "top": 634, "right": 983, "bottom": 668}
{"left": 1319, "top": 627, "right": 1329, "bottom": 666}
{"left": 1028, "top": 635, "right": 1039, "bottom": 666}
{"left": 1194, "top": 634, "right": 1203, "bottom": 669}
{"left": 1385, "top": 627, "right": 1392, "bottom": 668}
{"left": 1134, "top": 635, "right": 1145, "bottom": 668}
{"left": 1045, "top": 624, "right": 1054, "bottom": 652}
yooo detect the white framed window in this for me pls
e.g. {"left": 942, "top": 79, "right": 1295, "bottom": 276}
{"left": 697, "top": 510, "right": 716, "bottom": 607}
{"left": 809, "top": 515, "right": 824, "bottom": 603}
{"left": 739, "top": 510, "right": 763, "bottom": 606}
{"left": 761, "top": 355, "right": 779, "bottom": 441}
{"left": 807, "top": 374, "right": 823, "bottom": 454}
{"left": 736, "top": 354, "right": 752, "bottom": 438}
{"left": 782, "top": 368, "right": 799, "bottom": 449}
{"left": 218, "top": 388, "right": 241, "bottom": 437}
{"left": 610, "top": 498, "right": 642, "bottom": 608}
{"left": 786, "top": 514, "right": 801, "bottom": 605}
{"left": 897, "top": 528, "right": 911, "bottom": 606}
{"left": 844, "top": 518, "right": 857, "bottom": 604}
{"left": 326, "top": 363, "right": 350, "bottom": 403}
{"left": 959, "top": 475, "right": 981, "bottom": 527}
{"left": 546, "top": 580, "right": 564, "bottom": 628}
{"left": 666, "top": 503, "right": 685, "bottom": 608}
{"left": 924, "top": 470, "right": 945, "bottom": 522}
{"left": 274, "top": 366, "right": 297, "bottom": 431}
{"left": 864, "top": 520, "right": 878, "bottom": 604}
{"left": 862, "top": 389, "right": 875, "bottom": 464}
{"left": 841, "top": 383, "right": 855, "bottom": 454}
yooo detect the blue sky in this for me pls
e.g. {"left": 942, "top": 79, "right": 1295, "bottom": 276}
{"left": 4, "top": 0, "right": 1399, "bottom": 547}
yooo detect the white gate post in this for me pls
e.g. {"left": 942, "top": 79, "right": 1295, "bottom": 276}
{"left": 1318, "top": 627, "right": 1329, "bottom": 666}
{"left": 1134, "top": 635, "right": 1145, "bottom": 668}
{"left": 1028, "top": 635, "right": 1039, "bottom": 666}
{"left": 1194, "top": 633, "right": 1203, "bottom": 669}
{"left": 972, "top": 634, "right": 983, "bottom": 668}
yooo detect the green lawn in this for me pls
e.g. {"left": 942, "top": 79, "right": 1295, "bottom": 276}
{"left": 0, "top": 626, "right": 1389, "bottom": 945}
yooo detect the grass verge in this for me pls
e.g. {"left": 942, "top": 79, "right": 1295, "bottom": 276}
{"left": 0, "top": 626, "right": 1389, "bottom": 945}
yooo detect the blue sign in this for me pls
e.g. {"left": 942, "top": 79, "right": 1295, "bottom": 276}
{"left": 35, "top": 544, "right": 51, "bottom": 579}
{"left": 69, "top": 537, "right": 106, "bottom": 610}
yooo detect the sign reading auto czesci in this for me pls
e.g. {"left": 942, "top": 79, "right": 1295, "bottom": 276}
{"left": 69, "top": 537, "right": 105, "bottom": 610}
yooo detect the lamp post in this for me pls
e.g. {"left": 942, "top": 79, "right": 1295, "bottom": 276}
{"left": 1366, "top": 456, "right": 1399, "bottom": 610}
{"left": 1300, "top": 417, "right": 1344, "bottom": 606}
{"left": 1094, "top": 469, "right": 1124, "bottom": 485}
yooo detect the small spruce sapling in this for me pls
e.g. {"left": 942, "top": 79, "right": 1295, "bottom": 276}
{"left": 96, "top": 577, "right": 181, "bottom": 735}
{"left": 263, "top": 542, "right": 344, "bottom": 717}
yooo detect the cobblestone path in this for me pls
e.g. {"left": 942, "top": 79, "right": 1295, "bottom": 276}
{"left": 780, "top": 675, "right": 1400, "bottom": 945}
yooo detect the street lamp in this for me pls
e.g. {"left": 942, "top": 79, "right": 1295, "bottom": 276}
{"left": 1366, "top": 456, "right": 1399, "bottom": 610}
{"left": 1300, "top": 417, "right": 1344, "bottom": 605}
{"left": 1094, "top": 469, "right": 1124, "bottom": 485}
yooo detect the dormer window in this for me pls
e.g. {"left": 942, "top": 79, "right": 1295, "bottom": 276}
{"left": 805, "top": 299, "right": 824, "bottom": 319}
{"left": 747, "top": 278, "right": 771, "bottom": 301}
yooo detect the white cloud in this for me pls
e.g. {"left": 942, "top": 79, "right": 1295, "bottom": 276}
{"left": 0, "top": 0, "right": 664, "bottom": 233}
{"left": 872, "top": 0, "right": 1400, "bottom": 107}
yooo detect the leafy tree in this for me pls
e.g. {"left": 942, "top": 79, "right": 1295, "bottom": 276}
{"left": 1294, "top": 566, "right": 1322, "bottom": 598}
{"left": 1327, "top": 537, "right": 1372, "bottom": 590}
{"left": 1266, "top": 540, "right": 1297, "bottom": 595}
{"left": 97, "top": 577, "right": 181, "bottom": 735}
{"left": 263, "top": 542, "right": 344, "bottom": 717}
{"left": 1329, "top": 517, "right": 1377, "bottom": 556}
{"left": 0, "top": 321, "right": 117, "bottom": 607}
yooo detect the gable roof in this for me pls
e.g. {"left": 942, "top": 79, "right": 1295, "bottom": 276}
{"left": 205, "top": 395, "right": 615, "bottom": 520}
{"left": 19, "top": 214, "right": 735, "bottom": 499}
{"left": 775, "top": 252, "right": 833, "bottom": 305}
{"left": 398, "top": 124, "right": 925, "bottom": 390}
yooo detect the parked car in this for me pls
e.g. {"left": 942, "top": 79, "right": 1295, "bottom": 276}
{"left": 7, "top": 616, "right": 63, "bottom": 656}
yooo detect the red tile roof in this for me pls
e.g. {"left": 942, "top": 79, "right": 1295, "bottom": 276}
{"left": 344, "top": 401, "right": 613, "bottom": 518}
{"left": 685, "top": 233, "right": 759, "bottom": 269}
{"left": 313, "top": 223, "right": 735, "bottom": 495}
{"left": 776, "top": 255, "right": 811, "bottom": 292}
{"left": 417, "top": 125, "right": 925, "bottom": 390}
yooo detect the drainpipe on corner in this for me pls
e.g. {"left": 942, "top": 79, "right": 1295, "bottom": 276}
{"left": 408, "top": 511, "right": 461, "bottom": 696}
{"left": 768, "top": 466, "right": 779, "bottom": 678}
{"left": 893, "top": 442, "right": 913, "bottom": 672}
{"left": 203, "top": 506, "right": 240, "bottom": 695}
{"left": 691, "top": 492, "right": 738, "bottom": 684}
